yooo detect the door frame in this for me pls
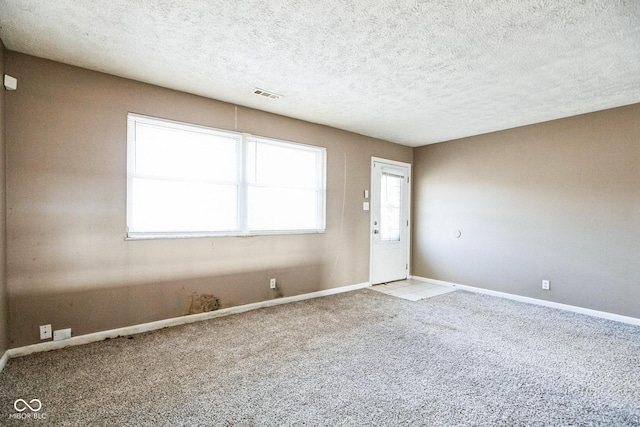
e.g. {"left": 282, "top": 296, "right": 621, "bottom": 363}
{"left": 369, "top": 157, "right": 412, "bottom": 285}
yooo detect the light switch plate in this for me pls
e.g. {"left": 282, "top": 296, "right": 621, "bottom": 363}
{"left": 39, "top": 324, "right": 52, "bottom": 340}
{"left": 363, "top": 202, "right": 370, "bottom": 211}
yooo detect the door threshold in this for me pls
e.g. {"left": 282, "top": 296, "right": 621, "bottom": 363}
{"left": 370, "top": 279, "right": 457, "bottom": 301}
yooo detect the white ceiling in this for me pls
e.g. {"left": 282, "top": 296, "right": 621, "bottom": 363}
{"left": 1, "top": 0, "right": 639, "bottom": 146}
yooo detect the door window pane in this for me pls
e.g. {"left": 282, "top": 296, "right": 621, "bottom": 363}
{"left": 380, "top": 171, "right": 403, "bottom": 242}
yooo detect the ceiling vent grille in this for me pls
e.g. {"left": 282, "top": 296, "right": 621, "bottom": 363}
{"left": 253, "top": 88, "right": 282, "bottom": 99}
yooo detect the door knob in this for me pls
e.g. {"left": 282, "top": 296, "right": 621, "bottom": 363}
{"left": 373, "top": 230, "right": 379, "bottom": 234}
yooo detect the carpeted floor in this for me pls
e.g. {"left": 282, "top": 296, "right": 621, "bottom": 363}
{"left": 1, "top": 289, "right": 639, "bottom": 426}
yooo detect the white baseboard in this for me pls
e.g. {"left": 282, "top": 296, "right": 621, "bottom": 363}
{"left": 6, "top": 281, "right": 371, "bottom": 360}
{"left": 0, "top": 350, "right": 9, "bottom": 373}
{"left": 410, "top": 276, "right": 640, "bottom": 326}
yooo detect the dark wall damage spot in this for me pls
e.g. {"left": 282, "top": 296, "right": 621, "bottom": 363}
{"left": 188, "top": 293, "right": 220, "bottom": 315}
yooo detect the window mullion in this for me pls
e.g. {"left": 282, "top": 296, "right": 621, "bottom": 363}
{"left": 238, "top": 134, "right": 249, "bottom": 234}
{"left": 319, "top": 150, "right": 326, "bottom": 230}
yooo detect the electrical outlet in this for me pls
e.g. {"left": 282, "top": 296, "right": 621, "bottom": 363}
{"left": 542, "top": 280, "right": 550, "bottom": 290}
{"left": 270, "top": 278, "right": 277, "bottom": 289}
{"left": 39, "top": 324, "right": 52, "bottom": 340}
{"left": 53, "top": 328, "right": 72, "bottom": 341}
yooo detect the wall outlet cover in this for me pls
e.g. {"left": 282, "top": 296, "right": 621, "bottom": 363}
{"left": 542, "top": 280, "right": 550, "bottom": 290}
{"left": 53, "top": 328, "right": 72, "bottom": 341}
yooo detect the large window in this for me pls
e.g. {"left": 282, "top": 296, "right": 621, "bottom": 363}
{"left": 127, "top": 113, "right": 326, "bottom": 238}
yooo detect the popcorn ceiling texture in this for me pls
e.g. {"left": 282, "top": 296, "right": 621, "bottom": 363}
{"left": 1, "top": 0, "right": 639, "bottom": 145}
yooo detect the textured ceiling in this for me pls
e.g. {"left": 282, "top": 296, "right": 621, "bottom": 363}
{"left": 1, "top": 0, "right": 639, "bottom": 146}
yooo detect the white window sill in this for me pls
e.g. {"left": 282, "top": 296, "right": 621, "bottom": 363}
{"left": 125, "top": 229, "right": 327, "bottom": 241}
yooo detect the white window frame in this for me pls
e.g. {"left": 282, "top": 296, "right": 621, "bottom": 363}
{"left": 127, "top": 113, "right": 326, "bottom": 239}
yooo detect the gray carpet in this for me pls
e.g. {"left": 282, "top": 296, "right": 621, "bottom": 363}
{"left": 1, "top": 289, "right": 639, "bottom": 426}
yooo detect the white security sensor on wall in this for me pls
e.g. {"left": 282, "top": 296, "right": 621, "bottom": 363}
{"left": 4, "top": 74, "right": 17, "bottom": 91}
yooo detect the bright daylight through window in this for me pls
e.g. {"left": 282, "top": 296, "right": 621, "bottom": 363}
{"left": 127, "top": 114, "right": 326, "bottom": 238}
{"left": 380, "top": 171, "right": 403, "bottom": 242}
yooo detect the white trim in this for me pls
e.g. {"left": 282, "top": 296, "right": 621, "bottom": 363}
{"left": 0, "top": 350, "right": 9, "bottom": 374}
{"left": 410, "top": 276, "right": 640, "bottom": 326}
{"left": 6, "top": 282, "right": 371, "bottom": 359}
{"left": 371, "top": 157, "right": 411, "bottom": 169}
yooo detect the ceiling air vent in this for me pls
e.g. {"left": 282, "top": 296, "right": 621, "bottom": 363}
{"left": 253, "top": 88, "right": 282, "bottom": 99}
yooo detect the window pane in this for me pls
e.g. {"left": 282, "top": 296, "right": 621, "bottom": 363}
{"left": 127, "top": 114, "right": 325, "bottom": 237}
{"left": 248, "top": 187, "right": 319, "bottom": 231}
{"left": 380, "top": 172, "right": 403, "bottom": 242}
{"left": 247, "top": 139, "right": 319, "bottom": 188}
{"left": 135, "top": 123, "right": 237, "bottom": 181}
{"left": 131, "top": 178, "right": 237, "bottom": 232}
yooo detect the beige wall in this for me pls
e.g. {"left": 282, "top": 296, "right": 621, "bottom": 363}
{"left": 0, "top": 40, "right": 7, "bottom": 355}
{"left": 5, "top": 52, "right": 412, "bottom": 347}
{"left": 6, "top": 49, "right": 636, "bottom": 350}
{"left": 412, "top": 104, "right": 640, "bottom": 318}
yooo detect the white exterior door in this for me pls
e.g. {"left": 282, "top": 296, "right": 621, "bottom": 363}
{"left": 370, "top": 158, "right": 411, "bottom": 285}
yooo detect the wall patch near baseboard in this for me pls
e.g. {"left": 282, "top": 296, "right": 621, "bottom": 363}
{"left": 188, "top": 293, "right": 220, "bottom": 315}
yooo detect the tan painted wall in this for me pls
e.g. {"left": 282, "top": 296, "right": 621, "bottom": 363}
{"left": 412, "top": 104, "right": 640, "bottom": 318}
{"left": 0, "top": 40, "right": 8, "bottom": 355}
{"left": 5, "top": 52, "right": 412, "bottom": 347}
